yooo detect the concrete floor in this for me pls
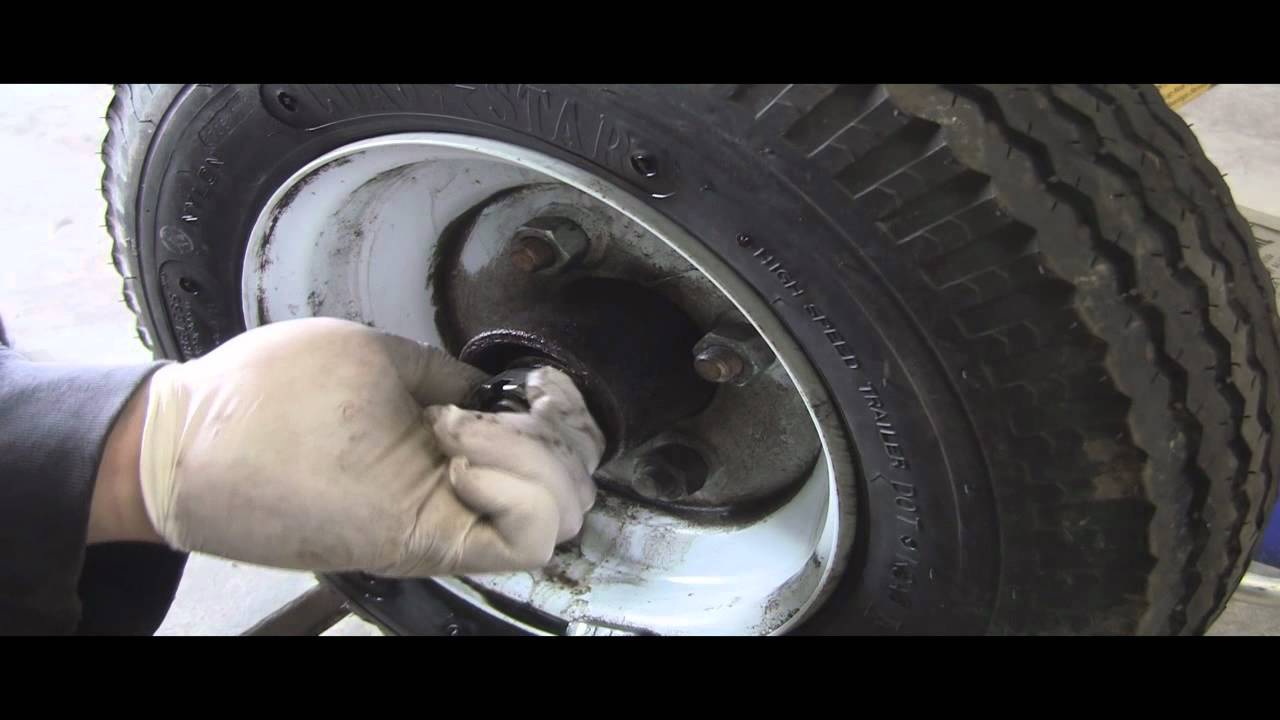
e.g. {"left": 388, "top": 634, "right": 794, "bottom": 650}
{"left": 0, "top": 84, "right": 380, "bottom": 636}
{"left": 1180, "top": 85, "right": 1280, "bottom": 221}
{"left": 0, "top": 83, "right": 1275, "bottom": 635}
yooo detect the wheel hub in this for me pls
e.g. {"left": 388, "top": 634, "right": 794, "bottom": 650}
{"left": 437, "top": 183, "right": 821, "bottom": 512}
{"left": 459, "top": 277, "right": 715, "bottom": 472}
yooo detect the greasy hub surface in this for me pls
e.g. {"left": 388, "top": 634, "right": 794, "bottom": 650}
{"left": 438, "top": 183, "right": 821, "bottom": 511}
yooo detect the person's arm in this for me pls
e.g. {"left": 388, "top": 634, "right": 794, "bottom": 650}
{"left": 0, "top": 343, "right": 185, "bottom": 635}
{"left": 1, "top": 316, "right": 603, "bottom": 635}
{"left": 132, "top": 318, "right": 604, "bottom": 577}
{"left": 88, "top": 376, "right": 163, "bottom": 545}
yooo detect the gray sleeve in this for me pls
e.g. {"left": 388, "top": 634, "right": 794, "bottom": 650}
{"left": 0, "top": 344, "right": 186, "bottom": 634}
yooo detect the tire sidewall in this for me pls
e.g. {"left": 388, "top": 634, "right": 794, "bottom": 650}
{"left": 135, "top": 84, "right": 1000, "bottom": 634}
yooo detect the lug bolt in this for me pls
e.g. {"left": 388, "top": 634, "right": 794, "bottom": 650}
{"left": 510, "top": 235, "right": 558, "bottom": 273}
{"left": 692, "top": 321, "right": 775, "bottom": 387}
{"left": 634, "top": 459, "right": 682, "bottom": 500}
{"left": 633, "top": 443, "right": 708, "bottom": 501}
{"left": 508, "top": 216, "right": 593, "bottom": 275}
{"left": 693, "top": 345, "right": 746, "bottom": 384}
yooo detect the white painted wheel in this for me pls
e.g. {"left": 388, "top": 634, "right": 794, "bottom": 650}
{"left": 243, "top": 134, "right": 855, "bottom": 635}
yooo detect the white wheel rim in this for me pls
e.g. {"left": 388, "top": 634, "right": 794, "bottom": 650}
{"left": 242, "top": 133, "right": 855, "bottom": 635}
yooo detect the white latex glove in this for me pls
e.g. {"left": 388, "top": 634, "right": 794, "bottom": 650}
{"left": 427, "top": 366, "right": 606, "bottom": 543}
{"left": 137, "top": 317, "right": 604, "bottom": 576}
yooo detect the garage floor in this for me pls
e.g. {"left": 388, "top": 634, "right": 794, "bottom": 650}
{"left": 1, "top": 84, "right": 1275, "bottom": 636}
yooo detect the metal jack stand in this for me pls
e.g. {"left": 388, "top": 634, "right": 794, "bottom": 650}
{"left": 240, "top": 584, "right": 356, "bottom": 636}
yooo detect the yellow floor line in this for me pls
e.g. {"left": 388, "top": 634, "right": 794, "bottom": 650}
{"left": 1157, "top": 84, "right": 1216, "bottom": 110}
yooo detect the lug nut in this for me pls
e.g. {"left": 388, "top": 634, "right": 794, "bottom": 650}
{"left": 692, "top": 321, "right": 776, "bottom": 387}
{"left": 633, "top": 443, "right": 709, "bottom": 501}
{"left": 510, "top": 235, "right": 558, "bottom": 273}
{"left": 509, "top": 216, "right": 593, "bottom": 274}
{"left": 693, "top": 345, "right": 746, "bottom": 384}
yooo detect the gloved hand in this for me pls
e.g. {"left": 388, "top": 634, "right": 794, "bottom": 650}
{"left": 427, "top": 366, "right": 605, "bottom": 544}
{"left": 136, "top": 317, "right": 604, "bottom": 576}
